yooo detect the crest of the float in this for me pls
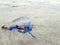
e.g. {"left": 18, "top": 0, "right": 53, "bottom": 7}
{"left": 11, "top": 16, "right": 31, "bottom": 26}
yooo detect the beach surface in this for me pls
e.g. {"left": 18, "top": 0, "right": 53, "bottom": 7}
{"left": 0, "top": 0, "right": 60, "bottom": 45}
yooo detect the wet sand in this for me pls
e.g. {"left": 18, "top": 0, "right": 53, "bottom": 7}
{"left": 0, "top": 1, "right": 60, "bottom": 45}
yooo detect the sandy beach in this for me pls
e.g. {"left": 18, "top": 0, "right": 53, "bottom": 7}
{"left": 0, "top": 0, "right": 60, "bottom": 45}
